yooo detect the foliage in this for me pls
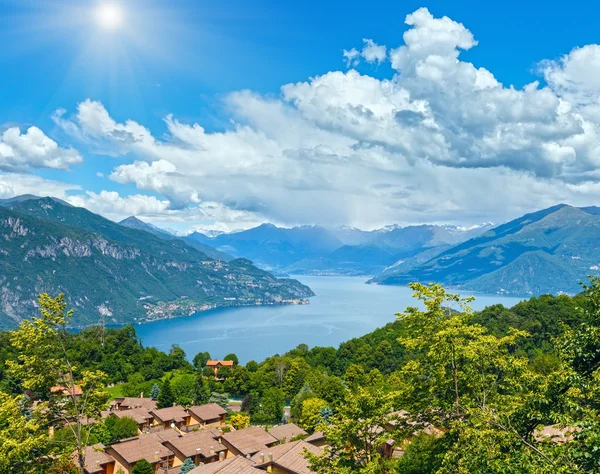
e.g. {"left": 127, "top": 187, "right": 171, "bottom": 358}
{"left": 193, "top": 352, "right": 211, "bottom": 370}
{"left": 252, "top": 388, "right": 285, "bottom": 424}
{"left": 157, "top": 378, "right": 174, "bottom": 409}
{"left": 299, "top": 398, "right": 328, "bottom": 431}
{"left": 150, "top": 383, "right": 159, "bottom": 401}
{"left": 171, "top": 373, "right": 196, "bottom": 406}
{"left": 224, "top": 353, "right": 239, "bottom": 366}
{"left": 230, "top": 413, "right": 251, "bottom": 430}
{"left": 131, "top": 459, "right": 154, "bottom": 474}
{"left": 209, "top": 392, "right": 229, "bottom": 410}
{"left": 179, "top": 458, "right": 196, "bottom": 474}
{"left": 108, "top": 416, "right": 139, "bottom": 443}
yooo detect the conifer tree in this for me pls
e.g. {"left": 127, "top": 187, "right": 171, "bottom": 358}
{"left": 157, "top": 378, "right": 174, "bottom": 409}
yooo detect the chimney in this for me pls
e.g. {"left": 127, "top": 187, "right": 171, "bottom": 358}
{"left": 219, "top": 451, "right": 225, "bottom": 461}
{"left": 259, "top": 453, "right": 265, "bottom": 463}
{"left": 268, "top": 453, "right": 273, "bottom": 462}
{"left": 95, "top": 461, "right": 100, "bottom": 469}
{"left": 154, "top": 451, "right": 159, "bottom": 460}
{"left": 140, "top": 392, "right": 144, "bottom": 398}
{"left": 210, "top": 446, "right": 215, "bottom": 455}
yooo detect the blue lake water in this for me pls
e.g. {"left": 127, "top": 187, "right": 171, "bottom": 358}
{"left": 134, "top": 276, "right": 524, "bottom": 364}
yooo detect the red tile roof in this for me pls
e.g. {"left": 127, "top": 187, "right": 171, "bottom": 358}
{"left": 268, "top": 423, "right": 308, "bottom": 442}
{"left": 166, "top": 430, "right": 227, "bottom": 458}
{"left": 251, "top": 440, "right": 322, "bottom": 474}
{"left": 188, "top": 403, "right": 227, "bottom": 422}
{"left": 188, "top": 455, "right": 262, "bottom": 473}
{"left": 221, "top": 426, "right": 278, "bottom": 456}
{"left": 206, "top": 360, "right": 234, "bottom": 367}
{"left": 151, "top": 406, "right": 190, "bottom": 424}
{"left": 107, "top": 437, "right": 173, "bottom": 465}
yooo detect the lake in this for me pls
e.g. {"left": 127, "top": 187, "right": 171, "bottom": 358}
{"left": 135, "top": 276, "right": 524, "bottom": 364}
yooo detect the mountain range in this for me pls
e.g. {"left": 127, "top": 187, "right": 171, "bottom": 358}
{"left": 0, "top": 197, "right": 313, "bottom": 329}
{"left": 371, "top": 204, "right": 600, "bottom": 295}
{"left": 187, "top": 222, "right": 494, "bottom": 276}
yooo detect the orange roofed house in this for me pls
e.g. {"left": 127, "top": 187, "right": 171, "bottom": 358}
{"left": 206, "top": 360, "right": 234, "bottom": 377}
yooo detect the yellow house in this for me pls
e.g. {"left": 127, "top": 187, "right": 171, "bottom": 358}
{"left": 187, "top": 403, "right": 228, "bottom": 427}
{"left": 163, "top": 430, "right": 228, "bottom": 467}
{"left": 104, "top": 437, "right": 174, "bottom": 474}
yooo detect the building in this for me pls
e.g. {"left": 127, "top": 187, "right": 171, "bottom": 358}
{"left": 187, "top": 403, "right": 228, "bottom": 427}
{"left": 51, "top": 384, "right": 83, "bottom": 399}
{"left": 268, "top": 423, "right": 307, "bottom": 443}
{"left": 111, "top": 408, "right": 154, "bottom": 433}
{"left": 303, "top": 432, "right": 326, "bottom": 448}
{"left": 220, "top": 426, "right": 278, "bottom": 457}
{"left": 151, "top": 406, "right": 191, "bottom": 430}
{"left": 104, "top": 436, "right": 174, "bottom": 474}
{"left": 163, "top": 430, "right": 228, "bottom": 466}
{"left": 79, "top": 444, "right": 116, "bottom": 474}
{"left": 252, "top": 440, "right": 322, "bottom": 474}
{"left": 111, "top": 397, "right": 157, "bottom": 412}
{"left": 206, "top": 360, "right": 234, "bottom": 377}
{"left": 188, "top": 455, "right": 263, "bottom": 473}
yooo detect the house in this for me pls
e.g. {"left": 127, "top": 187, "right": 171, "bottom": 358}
{"left": 220, "top": 426, "right": 278, "bottom": 457}
{"left": 104, "top": 436, "right": 174, "bottom": 474}
{"left": 51, "top": 384, "right": 83, "bottom": 399}
{"left": 303, "top": 432, "right": 326, "bottom": 448}
{"left": 187, "top": 403, "right": 228, "bottom": 427}
{"left": 188, "top": 455, "right": 263, "bottom": 473}
{"left": 252, "top": 440, "right": 322, "bottom": 474}
{"left": 151, "top": 406, "right": 191, "bottom": 430}
{"left": 206, "top": 360, "right": 234, "bottom": 377}
{"left": 163, "top": 430, "right": 228, "bottom": 466}
{"left": 78, "top": 444, "right": 116, "bottom": 474}
{"left": 111, "top": 397, "right": 157, "bottom": 412}
{"left": 111, "top": 408, "right": 154, "bottom": 433}
{"left": 268, "top": 423, "right": 307, "bottom": 443}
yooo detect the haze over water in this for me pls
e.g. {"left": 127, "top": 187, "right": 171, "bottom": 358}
{"left": 134, "top": 276, "right": 524, "bottom": 364}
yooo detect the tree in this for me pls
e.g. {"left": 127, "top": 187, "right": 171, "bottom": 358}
{"left": 109, "top": 416, "right": 139, "bottom": 443}
{"left": 299, "top": 398, "right": 328, "bottom": 431}
{"left": 254, "top": 388, "right": 284, "bottom": 424}
{"left": 194, "top": 373, "right": 210, "bottom": 405}
{"left": 150, "top": 383, "right": 160, "bottom": 401}
{"left": 168, "top": 345, "right": 189, "bottom": 370}
{"left": 131, "top": 459, "right": 154, "bottom": 474}
{"left": 172, "top": 374, "right": 196, "bottom": 406}
{"left": 7, "top": 294, "right": 109, "bottom": 474}
{"left": 0, "top": 391, "right": 49, "bottom": 473}
{"left": 306, "top": 386, "right": 398, "bottom": 473}
{"left": 209, "top": 392, "right": 229, "bottom": 410}
{"left": 179, "top": 458, "right": 196, "bottom": 474}
{"left": 230, "top": 413, "right": 251, "bottom": 430}
{"left": 291, "top": 383, "right": 315, "bottom": 422}
{"left": 224, "top": 353, "right": 239, "bottom": 366}
{"left": 157, "top": 378, "right": 174, "bottom": 409}
{"left": 193, "top": 352, "right": 211, "bottom": 370}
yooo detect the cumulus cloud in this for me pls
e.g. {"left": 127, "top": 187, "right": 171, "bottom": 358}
{"left": 0, "top": 126, "right": 82, "bottom": 171}
{"left": 51, "top": 7, "right": 600, "bottom": 229}
{"left": 0, "top": 172, "right": 80, "bottom": 199}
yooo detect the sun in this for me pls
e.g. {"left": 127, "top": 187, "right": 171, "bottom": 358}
{"left": 95, "top": 3, "right": 124, "bottom": 30}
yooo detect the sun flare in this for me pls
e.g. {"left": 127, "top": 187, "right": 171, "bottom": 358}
{"left": 96, "top": 3, "right": 124, "bottom": 30}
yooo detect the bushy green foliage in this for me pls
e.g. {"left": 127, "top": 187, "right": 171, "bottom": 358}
{"left": 179, "top": 458, "right": 196, "bottom": 474}
{"left": 131, "top": 459, "right": 154, "bottom": 474}
{"left": 157, "top": 378, "right": 174, "bottom": 409}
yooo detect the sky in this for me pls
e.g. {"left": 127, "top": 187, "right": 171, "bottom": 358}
{"left": 2, "top": 0, "right": 600, "bottom": 233}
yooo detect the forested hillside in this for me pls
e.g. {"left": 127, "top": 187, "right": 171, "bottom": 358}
{"left": 0, "top": 197, "right": 313, "bottom": 329}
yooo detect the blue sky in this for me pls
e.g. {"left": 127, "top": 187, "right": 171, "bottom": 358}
{"left": 1, "top": 0, "right": 600, "bottom": 232}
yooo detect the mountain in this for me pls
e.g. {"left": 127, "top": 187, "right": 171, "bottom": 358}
{"left": 0, "top": 197, "right": 313, "bottom": 329}
{"left": 371, "top": 204, "right": 600, "bottom": 295}
{"left": 119, "top": 216, "right": 233, "bottom": 261}
{"left": 190, "top": 222, "right": 494, "bottom": 276}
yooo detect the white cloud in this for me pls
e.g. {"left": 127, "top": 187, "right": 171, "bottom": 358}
{"left": 66, "top": 191, "right": 170, "bottom": 220}
{"left": 0, "top": 172, "right": 80, "bottom": 199}
{"left": 0, "top": 126, "right": 82, "bottom": 171}
{"left": 51, "top": 7, "right": 600, "bottom": 230}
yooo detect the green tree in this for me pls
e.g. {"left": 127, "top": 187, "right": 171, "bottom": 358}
{"left": 194, "top": 373, "right": 210, "bottom": 404}
{"left": 131, "top": 459, "right": 154, "bottom": 474}
{"left": 209, "top": 392, "right": 229, "bottom": 410}
{"left": 306, "top": 386, "right": 398, "bottom": 473}
{"left": 230, "top": 413, "right": 251, "bottom": 430}
{"left": 254, "top": 388, "right": 284, "bottom": 424}
{"left": 172, "top": 374, "right": 197, "bottom": 406}
{"left": 193, "top": 351, "right": 211, "bottom": 370}
{"left": 110, "top": 416, "right": 139, "bottom": 442}
{"left": 299, "top": 398, "right": 328, "bottom": 431}
{"left": 224, "top": 353, "right": 239, "bottom": 366}
{"left": 0, "top": 392, "right": 49, "bottom": 473}
{"left": 150, "top": 383, "right": 160, "bottom": 401}
{"left": 7, "top": 294, "right": 109, "bottom": 474}
{"left": 179, "top": 457, "right": 196, "bottom": 474}
{"left": 157, "top": 378, "right": 174, "bottom": 409}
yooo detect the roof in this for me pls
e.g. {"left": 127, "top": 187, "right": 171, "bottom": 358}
{"left": 51, "top": 384, "right": 83, "bottom": 397}
{"left": 206, "top": 360, "right": 234, "bottom": 367}
{"left": 188, "top": 403, "right": 228, "bottom": 422}
{"left": 188, "top": 456, "right": 263, "bottom": 474}
{"left": 252, "top": 440, "right": 322, "bottom": 474}
{"left": 166, "top": 430, "right": 227, "bottom": 458}
{"left": 112, "top": 408, "right": 153, "bottom": 425}
{"left": 151, "top": 406, "right": 190, "bottom": 423}
{"left": 221, "top": 426, "right": 278, "bottom": 456}
{"left": 112, "top": 397, "right": 157, "bottom": 411}
{"left": 107, "top": 437, "right": 173, "bottom": 465}
{"left": 268, "top": 423, "right": 308, "bottom": 442}
{"left": 304, "top": 432, "right": 325, "bottom": 444}
{"left": 148, "top": 429, "right": 183, "bottom": 443}
{"left": 80, "top": 444, "right": 114, "bottom": 474}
